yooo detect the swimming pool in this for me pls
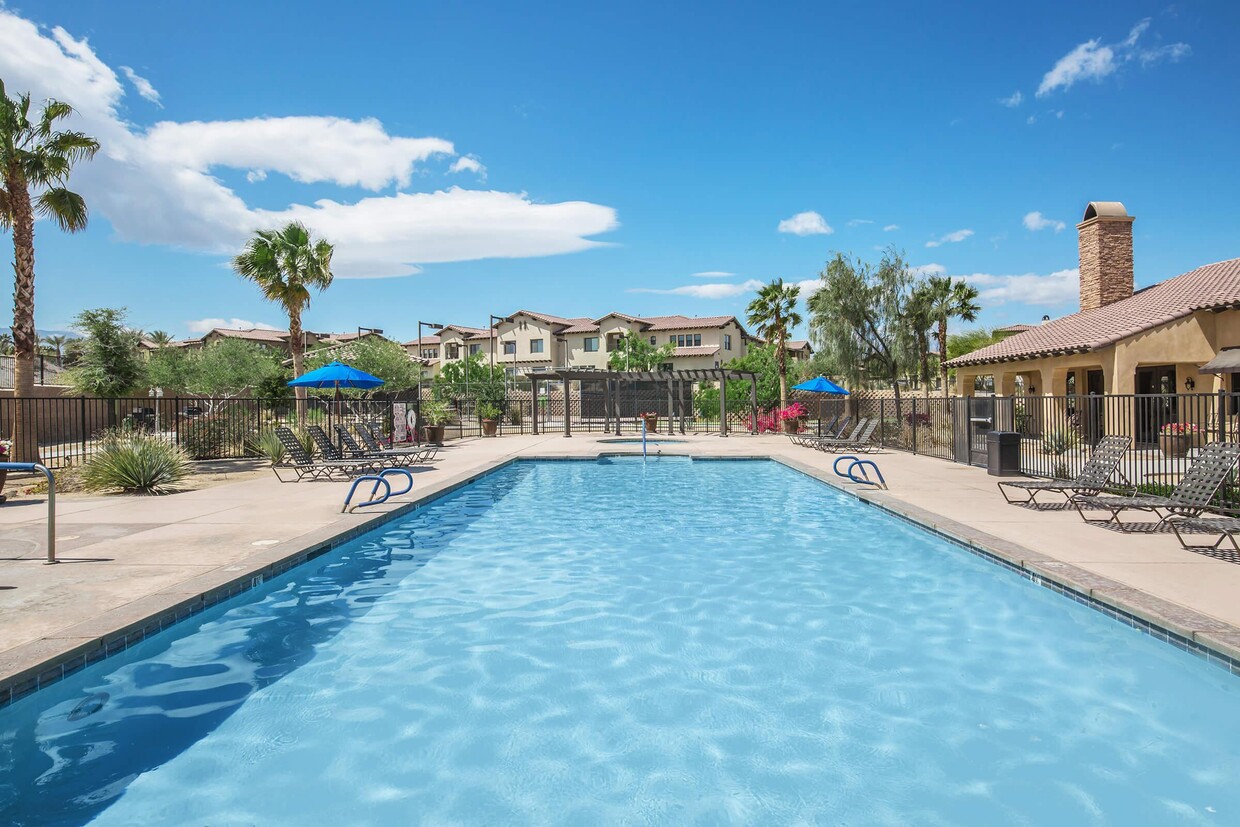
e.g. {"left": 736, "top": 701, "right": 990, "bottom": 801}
{"left": 2, "top": 457, "right": 1238, "bottom": 824}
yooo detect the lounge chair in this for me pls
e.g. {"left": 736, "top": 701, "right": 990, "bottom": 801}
{"left": 270, "top": 427, "right": 383, "bottom": 482}
{"left": 305, "top": 425, "right": 356, "bottom": 461}
{"left": 360, "top": 420, "right": 438, "bottom": 462}
{"left": 334, "top": 424, "right": 435, "bottom": 465}
{"left": 1165, "top": 515, "right": 1240, "bottom": 552}
{"left": 789, "top": 415, "right": 849, "bottom": 447}
{"left": 997, "top": 435, "right": 1131, "bottom": 504}
{"left": 806, "top": 418, "right": 879, "bottom": 453}
{"left": 1072, "top": 441, "right": 1240, "bottom": 526}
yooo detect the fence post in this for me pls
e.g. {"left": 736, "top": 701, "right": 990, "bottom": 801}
{"left": 879, "top": 398, "right": 886, "bottom": 448}
{"left": 911, "top": 397, "right": 918, "bottom": 454}
{"left": 1219, "top": 388, "right": 1228, "bottom": 444}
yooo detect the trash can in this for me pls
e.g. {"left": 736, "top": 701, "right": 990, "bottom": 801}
{"left": 986, "top": 431, "right": 1022, "bottom": 477}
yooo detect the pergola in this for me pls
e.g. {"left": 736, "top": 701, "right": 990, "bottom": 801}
{"left": 523, "top": 368, "right": 760, "bottom": 438}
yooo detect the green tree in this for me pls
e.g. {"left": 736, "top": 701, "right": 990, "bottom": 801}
{"left": 606, "top": 335, "right": 674, "bottom": 371}
{"left": 432, "top": 352, "right": 505, "bottom": 404}
{"left": 147, "top": 330, "right": 174, "bottom": 347}
{"left": 1, "top": 83, "right": 100, "bottom": 461}
{"left": 41, "top": 333, "right": 68, "bottom": 365}
{"left": 905, "top": 284, "right": 937, "bottom": 396}
{"left": 63, "top": 308, "right": 146, "bottom": 407}
{"left": 746, "top": 278, "right": 803, "bottom": 410}
{"left": 0, "top": 332, "right": 13, "bottom": 355}
{"left": 693, "top": 344, "right": 782, "bottom": 416}
{"left": 185, "top": 339, "right": 283, "bottom": 404}
{"left": 232, "top": 221, "right": 334, "bottom": 424}
{"left": 806, "top": 248, "right": 917, "bottom": 411}
{"left": 145, "top": 345, "right": 192, "bottom": 392}
{"left": 921, "top": 275, "right": 981, "bottom": 396}
{"left": 305, "top": 337, "right": 420, "bottom": 397}
{"left": 947, "top": 328, "right": 1006, "bottom": 362}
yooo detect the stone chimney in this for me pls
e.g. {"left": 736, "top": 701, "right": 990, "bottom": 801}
{"left": 1077, "top": 201, "right": 1134, "bottom": 311}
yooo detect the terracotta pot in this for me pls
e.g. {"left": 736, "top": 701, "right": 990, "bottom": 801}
{"left": 782, "top": 418, "right": 800, "bottom": 434}
{"left": 1159, "top": 433, "right": 1192, "bottom": 458}
{"left": 481, "top": 419, "right": 499, "bottom": 437}
{"left": 423, "top": 425, "right": 445, "bottom": 446}
{"left": 641, "top": 415, "right": 658, "bottom": 433}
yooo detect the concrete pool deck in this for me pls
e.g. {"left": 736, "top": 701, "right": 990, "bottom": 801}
{"left": 3, "top": 433, "right": 1240, "bottom": 701}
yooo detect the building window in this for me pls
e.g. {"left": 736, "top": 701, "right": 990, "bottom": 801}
{"left": 584, "top": 337, "right": 599, "bottom": 352}
{"left": 669, "top": 335, "right": 677, "bottom": 345}
{"left": 723, "top": 334, "right": 732, "bottom": 351}
{"left": 503, "top": 341, "right": 516, "bottom": 355}
{"left": 446, "top": 344, "right": 460, "bottom": 359}
{"left": 530, "top": 338, "right": 544, "bottom": 354}
{"left": 974, "top": 374, "right": 996, "bottom": 394}
{"left": 659, "top": 362, "right": 674, "bottom": 372}
{"left": 650, "top": 336, "right": 656, "bottom": 346}
{"left": 505, "top": 367, "right": 519, "bottom": 378}
{"left": 420, "top": 348, "right": 438, "bottom": 360}
{"left": 469, "top": 343, "right": 482, "bottom": 356}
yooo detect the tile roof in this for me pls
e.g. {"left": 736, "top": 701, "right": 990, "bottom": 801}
{"left": 786, "top": 340, "right": 812, "bottom": 351}
{"left": 946, "top": 257, "right": 1240, "bottom": 368}
{"left": 443, "top": 325, "right": 494, "bottom": 339}
{"left": 997, "top": 323, "right": 1036, "bottom": 334}
{"left": 403, "top": 335, "right": 441, "bottom": 346}
{"left": 672, "top": 345, "right": 720, "bottom": 357}
{"left": 643, "top": 314, "right": 737, "bottom": 331}
{"left": 207, "top": 327, "right": 290, "bottom": 343}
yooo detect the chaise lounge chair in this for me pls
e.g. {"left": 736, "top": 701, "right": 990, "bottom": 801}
{"left": 270, "top": 426, "right": 384, "bottom": 482}
{"left": 1165, "top": 514, "right": 1240, "bottom": 552}
{"left": 1072, "top": 441, "right": 1240, "bottom": 526}
{"left": 334, "top": 424, "right": 436, "bottom": 465}
{"left": 806, "top": 418, "right": 879, "bottom": 453}
{"left": 360, "top": 420, "right": 438, "bottom": 462}
{"left": 789, "top": 415, "right": 850, "bottom": 447}
{"left": 997, "top": 435, "right": 1132, "bottom": 504}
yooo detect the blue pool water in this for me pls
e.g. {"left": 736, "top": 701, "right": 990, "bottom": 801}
{"left": 2, "top": 457, "right": 1239, "bottom": 824}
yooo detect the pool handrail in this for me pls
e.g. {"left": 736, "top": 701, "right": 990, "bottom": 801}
{"left": 341, "top": 467, "right": 415, "bottom": 513}
{"left": 831, "top": 455, "right": 888, "bottom": 490}
{"left": 0, "top": 462, "right": 56, "bottom": 563}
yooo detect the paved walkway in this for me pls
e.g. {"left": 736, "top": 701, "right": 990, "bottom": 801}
{"left": 2, "top": 434, "right": 1239, "bottom": 695}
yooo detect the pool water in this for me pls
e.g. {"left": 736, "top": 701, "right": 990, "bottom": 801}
{"left": 2, "top": 458, "right": 1239, "bottom": 824}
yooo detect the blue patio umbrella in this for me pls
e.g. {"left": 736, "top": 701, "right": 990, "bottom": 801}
{"left": 791, "top": 376, "right": 849, "bottom": 395}
{"left": 791, "top": 375, "right": 849, "bottom": 436}
{"left": 288, "top": 362, "right": 385, "bottom": 396}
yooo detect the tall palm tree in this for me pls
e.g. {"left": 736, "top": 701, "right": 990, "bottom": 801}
{"left": 905, "top": 284, "right": 937, "bottom": 398}
{"left": 232, "top": 222, "right": 334, "bottom": 423}
{"left": 41, "top": 334, "right": 68, "bottom": 365}
{"left": 746, "top": 278, "right": 803, "bottom": 411}
{"left": 148, "top": 330, "right": 174, "bottom": 347}
{"left": 922, "top": 275, "right": 981, "bottom": 396}
{"left": 1, "top": 82, "right": 99, "bottom": 461}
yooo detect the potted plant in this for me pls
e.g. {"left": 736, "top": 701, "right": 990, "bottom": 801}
{"left": 639, "top": 411, "right": 659, "bottom": 433}
{"left": 1159, "top": 422, "right": 1200, "bottom": 458}
{"left": 0, "top": 439, "right": 10, "bottom": 504}
{"left": 777, "top": 402, "right": 808, "bottom": 434}
{"left": 421, "top": 399, "right": 451, "bottom": 445}
{"left": 478, "top": 401, "right": 502, "bottom": 437}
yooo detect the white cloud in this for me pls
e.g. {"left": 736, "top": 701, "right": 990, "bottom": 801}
{"left": 1027, "top": 114, "right": 1037, "bottom": 125}
{"left": 925, "top": 228, "right": 974, "bottom": 248}
{"left": 0, "top": 10, "right": 618, "bottom": 278}
{"left": 185, "top": 317, "right": 281, "bottom": 334}
{"left": 882, "top": 224, "right": 899, "bottom": 232}
{"left": 119, "top": 65, "right": 160, "bottom": 106}
{"left": 959, "top": 268, "right": 1079, "bottom": 306}
{"left": 691, "top": 271, "right": 735, "bottom": 278}
{"left": 449, "top": 155, "right": 486, "bottom": 178}
{"left": 628, "top": 279, "right": 763, "bottom": 299}
{"left": 846, "top": 218, "right": 873, "bottom": 227}
{"left": 778, "top": 211, "right": 833, "bottom": 236}
{"left": 1037, "top": 18, "right": 1189, "bottom": 97}
{"left": 908, "top": 263, "right": 947, "bottom": 278}
{"left": 998, "top": 90, "right": 1023, "bottom": 108}
{"left": 794, "top": 278, "right": 824, "bottom": 297}
{"left": 1023, "top": 211, "right": 1066, "bottom": 232}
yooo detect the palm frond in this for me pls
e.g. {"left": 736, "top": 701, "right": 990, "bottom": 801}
{"left": 35, "top": 188, "right": 89, "bottom": 232}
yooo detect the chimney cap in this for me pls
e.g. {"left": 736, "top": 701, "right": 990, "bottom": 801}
{"left": 1082, "top": 201, "right": 1129, "bottom": 222}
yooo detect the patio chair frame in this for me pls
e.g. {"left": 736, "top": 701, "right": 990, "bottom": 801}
{"left": 997, "top": 435, "right": 1132, "bottom": 504}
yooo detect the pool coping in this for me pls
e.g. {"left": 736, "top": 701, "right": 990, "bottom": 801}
{"left": 3, "top": 448, "right": 1240, "bottom": 708}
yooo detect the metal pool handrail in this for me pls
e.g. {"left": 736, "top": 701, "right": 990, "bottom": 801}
{"left": 832, "top": 455, "right": 888, "bottom": 490}
{"left": 0, "top": 462, "right": 57, "bottom": 563}
{"left": 341, "top": 468, "right": 415, "bottom": 513}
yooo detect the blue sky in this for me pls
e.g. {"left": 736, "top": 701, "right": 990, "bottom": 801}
{"left": 2, "top": 1, "right": 1237, "bottom": 342}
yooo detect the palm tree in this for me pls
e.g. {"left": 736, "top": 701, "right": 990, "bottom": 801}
{"left": 905, "top": 285, "right": 937, "bottom": 398}
{"left": 0, "top": 332, "right": 13, "bottom": 355}
{"left": 148, "top": 330, "right": 174, "bottom": 347}
{"left": 233, "top": 222, "right": 334, "bottom": 423}
{"left": 922, "top": 275, "right": 981, "bottom": 396}
{"left": 41, "top": 334, "right": 68, "bottom": 365}
{"left": 1, "top": 83, "right": 99, "bottom": 461}
{"left": 746, "top": 278, "right": 803, "bottom": 411}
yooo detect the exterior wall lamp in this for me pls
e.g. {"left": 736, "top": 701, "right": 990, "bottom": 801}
{"left": 1185, "top": 376, "right": 1196, "bottom": 391}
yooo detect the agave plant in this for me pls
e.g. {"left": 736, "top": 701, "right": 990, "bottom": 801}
{"left": 81, "top": 429, "right": 191, "bottom": 494}
{"left": 247, "top": 428, "right": 288, "bottom": 466}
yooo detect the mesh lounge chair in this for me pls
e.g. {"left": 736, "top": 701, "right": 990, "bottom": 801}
{"left": 796, "top": 418, "right": 867, "bottom": 451}
{"left": 334, "top": 424, "right": 435, "bottom": 465}
{"left": 789, "top": 415, "right": 850, "bottom": 447}
{"left": 360, "top": 420, "right": 438, "bottom": 462}
{"left": 306, "top": 425, "right": 355, "bottom": 461}
{"left": 1165, "top": 515, "right": 1240, "bottom": 552}
{"left": 1073, "top": 441, "right": 1240, "bottom": 526}
{"left": 810, "top": 418, "right": 879, "bottom": 453}
{"left": 997, "top": 435, "right": 1132, "bottom": 504}
{"left": 271, "top": 426, "right": 382, "bottom": 482}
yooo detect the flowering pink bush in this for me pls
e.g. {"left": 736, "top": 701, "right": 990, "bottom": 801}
{"left": 777, "top": 402, "right": 807, "bottom": 421}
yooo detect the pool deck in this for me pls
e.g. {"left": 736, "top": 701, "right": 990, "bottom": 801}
{"left": 3, "top": 433, "right": 1240, "bottom": 701}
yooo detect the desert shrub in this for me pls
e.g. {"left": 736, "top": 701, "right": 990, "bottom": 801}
{"left": 1040, "top": 428, "right": 1078, "bottom": 456}
{"left": 82, "top": 429, "right": 191, "bottom": 494}
{"left": 506, "top": 403, "right": 523, "bottom": 426}
{"left": 247, "top": 429, "right": 288, "bottom": 465}
{"left": 180, "top": 408, "right": 258, "bottom": 459}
